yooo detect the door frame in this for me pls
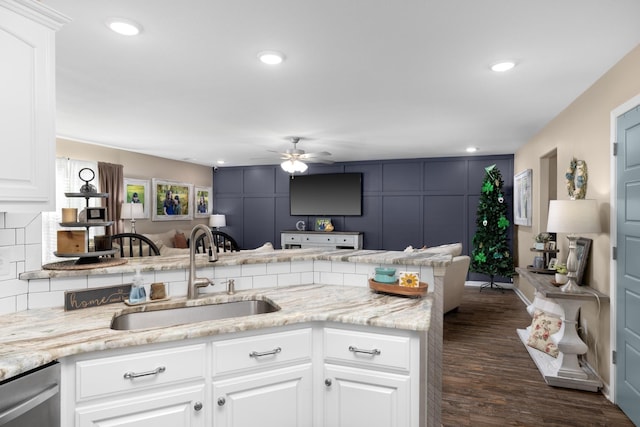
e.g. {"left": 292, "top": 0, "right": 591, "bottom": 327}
{"left": 609, "top": 92, "right": 640, "bottom": 403}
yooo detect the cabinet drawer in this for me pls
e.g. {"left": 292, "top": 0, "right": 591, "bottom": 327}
{"left": 212, "top": 328, "right": 312, "bottom": 376}
{"left": 335, "top": 236, "right": 355, "bottom": 245}
{"left": 282, "top": 234, "right": 301, "bottom": 243}
{"left": 324, "top": 328, "right": 411, "bottom": 371}
{"left": 76, "top": 344, "right": 206, "bottom": 401}
{"left": 303, "top": 235, "right": 335, "bottom": 244}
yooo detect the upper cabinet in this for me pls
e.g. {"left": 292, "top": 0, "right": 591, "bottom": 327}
{"left": 0, "top": 0, "right": 69, "bottom": 212}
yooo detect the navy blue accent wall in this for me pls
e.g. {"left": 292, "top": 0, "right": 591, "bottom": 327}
{"left": 213, "top": 155, "right": 514, "bottom": 282}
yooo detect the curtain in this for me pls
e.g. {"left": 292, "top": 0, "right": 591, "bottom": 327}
{"left": 98, "top": 162, "right": 124, "bottom": 235}
{"left": 42, "top": 158, "right": 99, "bottom": 264}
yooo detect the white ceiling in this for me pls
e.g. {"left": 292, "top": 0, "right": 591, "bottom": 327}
{"left": 45, "top": 0, "right": 640, "bottom": 168}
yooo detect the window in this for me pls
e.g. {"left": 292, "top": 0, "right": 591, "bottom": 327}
{"left": 42, "top": 158, "right": 101, "bottom": 264}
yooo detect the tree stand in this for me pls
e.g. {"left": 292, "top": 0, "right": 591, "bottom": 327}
{"left": 479, "top": 275, "right": 505, "bottom": 293}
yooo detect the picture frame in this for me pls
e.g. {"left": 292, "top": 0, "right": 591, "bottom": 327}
{"left": 194, "top": 186, "right": 212, "bottom": 218}
{"left": 548, "top": 258, "right": 558, "bottom": 270}
{"left": 314, "top": 217, "right": 332, "bottom": 231}
{"left": 575, "top": 237, "right": 592, "bottom": 285}
{"left": 514, "top": 169, "right": 532, "bottom": 226}
{"left": 152, "top": 179, "right": 193, "bottom": 221}
{"left": 123, "top": 178, "right": 150, "bottom": 219}
{"left": 547, "top": 241, "right": 556, "bottom": 251}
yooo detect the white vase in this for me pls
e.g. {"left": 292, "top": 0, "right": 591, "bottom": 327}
{"left": 555, "top": 273, "right": 568, "bottom": 284}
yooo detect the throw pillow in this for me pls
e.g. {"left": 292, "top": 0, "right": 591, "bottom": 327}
{"left": 527, "top": 309, "right": 562, "bottom": 358}
{"left": 173, "top": 232, "right": 188, "bottom": 249}
{"left": 143, "top": 229, "right": 177, "bottom": 248}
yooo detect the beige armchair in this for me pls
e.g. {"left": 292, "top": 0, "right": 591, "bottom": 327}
{"left": 443, "top": 255, "right": 471, "bottom": 314}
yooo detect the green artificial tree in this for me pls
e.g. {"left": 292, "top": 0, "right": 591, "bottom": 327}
{"left": 470, "top": 164, "right": 514, "bottom": 291}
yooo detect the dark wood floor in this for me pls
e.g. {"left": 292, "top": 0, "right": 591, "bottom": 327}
{"left": 442, "top": 286, "right": 634, "bottom": 427}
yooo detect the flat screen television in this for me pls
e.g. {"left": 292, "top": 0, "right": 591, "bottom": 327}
{"left": 289, "top": 173, "right": 362, "bottom": 216}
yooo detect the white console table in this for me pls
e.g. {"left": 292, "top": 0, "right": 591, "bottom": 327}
{"left": 516, "top": 267, "right": 609, "bottom": 392}
{"left": 281, "top": 231, "right": 363, "bottom": 250}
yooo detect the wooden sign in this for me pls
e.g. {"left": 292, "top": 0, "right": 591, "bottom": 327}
{"left": 65, "top": 283, "right": 132, "bottom": 311}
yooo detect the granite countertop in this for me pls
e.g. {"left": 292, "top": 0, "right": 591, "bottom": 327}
{"left": 0, "top": 284, "right": 432, "bottom": 381}
{"left": 20, "top": 248, "right": 453, "bottom": 280}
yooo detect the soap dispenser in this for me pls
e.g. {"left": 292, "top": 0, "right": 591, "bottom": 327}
{"left": 129, "top": 267, "right": 146, "bottom": 304}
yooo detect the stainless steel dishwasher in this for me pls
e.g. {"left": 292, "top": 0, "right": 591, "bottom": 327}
{"left": 0, "top": 362, "right": 60, "bottom": 427}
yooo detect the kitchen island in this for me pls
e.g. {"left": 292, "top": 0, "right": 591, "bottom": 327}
{"left": 7, "top": 248, "right": 451, "bottom": 426}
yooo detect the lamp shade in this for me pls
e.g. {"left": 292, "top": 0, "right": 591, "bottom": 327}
{"left": 547, "top": 199, "right": 600, "bottom": 234}
{"left": 121, "top": 202, "right": 144, "bottom": 219}
{"left": 209, "top": 214, "right": 226, "bottom": 228}
{"left": 281, "top": 159, "right": 308, "bottom": 173}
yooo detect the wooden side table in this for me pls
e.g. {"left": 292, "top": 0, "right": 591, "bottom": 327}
{"left": 516, "top": 267, "right": 609, "bottom": 391}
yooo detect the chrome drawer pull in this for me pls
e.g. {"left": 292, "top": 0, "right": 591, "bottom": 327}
{"left": 348, "top": 346, "right": 381, "bottom": 356}
{"left": 123, "top": 366, "right": 166, "bottom": 379}
{"left": 249, "top": 347, "right": 282, "bottom": 358}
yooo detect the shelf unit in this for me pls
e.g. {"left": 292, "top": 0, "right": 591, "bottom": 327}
{"left": 281, "top": 231, "right": 363, "bottom": 250}
{"left": 516, "top": 267, "right": 608, "bottom": 391}
{"left": 528, "top": 247, "right": 559, "bottom": 273}
{"left": 55, "top": 192, "right": 116, "bottom": 264}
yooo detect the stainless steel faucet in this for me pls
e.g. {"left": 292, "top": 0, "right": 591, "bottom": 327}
{"left": 187, "top": 224, "right": 218, "bottom": 299}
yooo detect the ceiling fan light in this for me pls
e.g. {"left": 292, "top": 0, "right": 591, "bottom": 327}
{"left": 281, "top": 159, "right": 307, "bottom": 173}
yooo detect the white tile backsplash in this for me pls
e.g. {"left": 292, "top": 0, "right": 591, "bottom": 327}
{"left": 331, "top": 261, "right": 356, "bottom": 274}
{"left": 50, "top": 276, "right": 87, "bottom": 292}
{"left": 10, "top": 237, "right": 439, "bottom": 313}
{"left": 0, "top": 212, "right": 39, "bottom": 312}
{"left": 266, "top": 262, "right": 290, "bottom": 274}
{"left": 252, "top": 274, "right": 278, "bottom": 289}
{"left": 241, "top": 263, "right": 266, "bottom": 276}
{"left": 0, "top": 229, "right": 16, "bottom": 246}
{"left": 28, "top": 290, "right": 65, "bottom": 309}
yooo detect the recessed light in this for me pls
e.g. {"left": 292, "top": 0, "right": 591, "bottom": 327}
{"left": 466, "top": 147, "right": 478, "bottom": 153}
{"left": 217, "top": 160, "right": 225, "bottom": 165}
{"left": 490, "top": 61, "right": 516, "bottom": 72}
{"left": 257, "top": 51, "right": 285, "bottom": 65}
{"left": 106, "top": 18, "right": 142, "bottom": 36}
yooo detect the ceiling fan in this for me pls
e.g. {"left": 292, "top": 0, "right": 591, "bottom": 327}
{"left": 274, "top": 137, "right": 333, "bottom": 173}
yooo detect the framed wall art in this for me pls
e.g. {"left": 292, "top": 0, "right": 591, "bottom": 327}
{"left": 575, "top": 237, "right": 592, "bottom": 285}
{"left": 194, "top": 186, "right": 212, "bottom": 218}
{"left": 152, "top": 179, "right": 193, "bottom": 221}
{"left": 123, "top": 178, "right": 150, "bottom": 218}
{"left": 514, "top": 169, "right": 532, "bottom": 226}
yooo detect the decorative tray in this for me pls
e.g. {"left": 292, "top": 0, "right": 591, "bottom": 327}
{"left": 368, "top": 278, "right": 428, "bottom": 298}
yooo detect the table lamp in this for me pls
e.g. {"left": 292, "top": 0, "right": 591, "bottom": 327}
{"left": 209, "top": 214, "right": 226, "bottom": 230}
{"left": 546, "top": 199, "right": 600, "bottom": 292}
{"left": 121, "top": 202, "right": 144, "bottom": 234}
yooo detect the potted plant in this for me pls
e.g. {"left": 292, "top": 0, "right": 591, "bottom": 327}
{"left": 555, "top": 263, "right": 568, "bottom": 284}
{"left": 534, "top": 232, "right": 552, "bottom": 250}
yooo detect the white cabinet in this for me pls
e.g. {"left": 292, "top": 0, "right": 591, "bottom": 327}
{"left": 62, "top": 324, "right": 422, "bottom": 427}
{"left": 322, "top": 327, "right": 419, "bottom": 427}
{"left": 281, "top": 231, "right": 363, "bottom": 250}
{"left": 63, "top": 344, "right": 207, "bottom": 427}
{"left": 212, "top": 328, "right": 313, "bottom": 427}
{"left": 213, "top": 364, "right": 313, "bottom": 427}
{"left": 75, "top": 385, "right": 205, "bottom": 427}
{"left": 323, "top": 364, "right": 411, "bottom": 427}
{"left": 0, "top": 0, "right": 69, "bottom": 212}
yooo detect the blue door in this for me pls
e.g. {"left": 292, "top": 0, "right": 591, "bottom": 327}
{"left": 616, "top": 103, "right": 640, "bottom": 425}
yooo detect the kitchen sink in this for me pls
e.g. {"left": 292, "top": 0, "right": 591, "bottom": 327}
{"left": 110, "top": 299, "right": 280, "bottom": 331}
